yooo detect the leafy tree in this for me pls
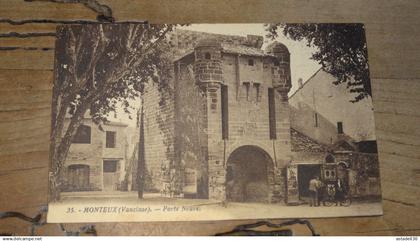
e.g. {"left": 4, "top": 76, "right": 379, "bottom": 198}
{"left": 50, "top": 24, "right": 174, "bottom": 201}
{"left": 265, "top": 23, "right": 371, "bottom": 102}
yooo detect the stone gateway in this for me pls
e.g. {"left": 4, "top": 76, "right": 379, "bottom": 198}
{"left": 141, "top": 30, "right": 292, "bottom": 203}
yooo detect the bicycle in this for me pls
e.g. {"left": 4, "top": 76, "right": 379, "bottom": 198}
{"left": 322, "top": 183, "right": 352, "bottom": 207}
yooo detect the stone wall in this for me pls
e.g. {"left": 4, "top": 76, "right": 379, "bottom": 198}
{"left": 221, "top": 54, "right": 292, "bottom": 161}
{"left": 143, "top": 30, "right": 292, "bottom": 202}
{"left": 221, "top": 54, "right": 292, "bottom": 167}
{"left": 202, "top": 53, "right": 291, "bottom": 202}
{"left": 175, "top": 62, "right": 209, "bottom": 198}
{"left": 349, "top": 152, "right": 381, "bottom": 198}
{"left": 143, "top": 81, "right": 175, "bottom": 193}
{"left": 141, "top": 29, "right": 256, "bottom": 196}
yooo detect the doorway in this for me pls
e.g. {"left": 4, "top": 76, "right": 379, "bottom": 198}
{"left": 297, "top": 164, "right": 321, "bottom": 199}
{"left": 103, "top": 160, "right": 119, "bottom": 191}
{"left": 67, "top": 164, "right": 90, "bottom": 191}
{"left": 226, "top": 145, "right": 273, "bottom": 203}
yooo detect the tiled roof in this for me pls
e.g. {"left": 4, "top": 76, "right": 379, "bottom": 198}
{"left": 174, "top": 43, "right": 273, "bottom": 62}
{"left": 170, "top": 29, "right": 276, "bottom": 61}
{"left": 221, "top": 43, "right": 268, "bottom": 57}
{"left": 290, "top": 128, "right": 329, "bottom": 153}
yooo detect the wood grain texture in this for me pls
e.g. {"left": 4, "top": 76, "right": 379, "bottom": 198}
{"left": 0, "top": 0, "right": 419, "bottom": 235}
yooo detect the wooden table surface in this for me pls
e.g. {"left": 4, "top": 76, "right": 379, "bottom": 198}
{"left": 0, "top": 0, "right": 419, "bottom": 235}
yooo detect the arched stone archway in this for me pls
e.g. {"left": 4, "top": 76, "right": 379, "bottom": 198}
{"left": 225, "top": 145, "right": 274, "bottom": 203}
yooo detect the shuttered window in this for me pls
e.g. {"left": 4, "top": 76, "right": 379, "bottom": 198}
{"left": 337, "top": 122, "right": 344, "bottom": 134}
{"left": 253, "top": 83, "right": 261, "bottom": 102}
{"left": 242, "top": 82, "right": 250, "bottom": 100}
{"left": 106, "top": 131, "right": 116, "bottom": 148}
{"left": 314, "top": 112, "right": 319, "bottom": 127}
{"left": 103, "top": 160, "right": 118, "bottom": 173}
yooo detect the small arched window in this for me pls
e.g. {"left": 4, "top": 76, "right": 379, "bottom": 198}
{"left": 204, "top": 52, "right": 211, "bottom": 60}
{"left": 325, "top": 154, "right": 335, "bottom": 164}
{"left": 248, "top": 59, "right": 254, "bottom": 66}
{"left": 72, "top": 124, "right": 91, "bottom": 144}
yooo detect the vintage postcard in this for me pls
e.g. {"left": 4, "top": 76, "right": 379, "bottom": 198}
{"left": 47, "top": 23, "right": 383, "bottom": 223}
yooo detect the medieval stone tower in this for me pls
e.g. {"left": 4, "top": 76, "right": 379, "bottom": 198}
{"left": 142, "top": 30, "right": 293, "bottom": 203}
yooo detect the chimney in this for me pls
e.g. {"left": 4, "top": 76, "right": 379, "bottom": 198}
{"left": 298, "top": 78, "right": 303, "bottom": 89}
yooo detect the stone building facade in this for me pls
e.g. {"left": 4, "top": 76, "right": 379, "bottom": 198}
{"left": 142, "top": 30, "right": 293, "bottom": 203}
{"left": 62, "top": 117, "right": 130, "bottom": 192}
{"left": 289, "top": 68, "right": 377, "bottom": 144}
{"left": 286, "top": 69, "right": 381, "bottom": 203}
{"left": 288, "top": 129, "right": 381, "bottom": 203}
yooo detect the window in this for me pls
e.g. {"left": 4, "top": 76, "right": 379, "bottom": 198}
{"left": 325, "top": 154, "right": 335, "bottom": 163}
{"left": 268, "top": 88, "right": 276, "bottom": 139}
{"left": 221, "top": 85, "right": 229, "bottom": 140}
{"left": 210, "top": 92, "right": 217, "bottom": 110}
{"left": 204, "top": 52, "right": 211, "bottom": 60}
{"left": 253, "top": 83, "right": 261, "bottom": 102}
{"left": 103, "top": 160, "right": 118, "bottom": 173}
{"left": 337, "top": 122, "right": 344, "bottom": 134}
{"left": 314, "top": 112, "right": 319, "bottom": 127}
{"left": 248, "top": 59, "right": 254, "bottom": 66}
{"left": 72, "top": 125, "right": 91, "bottom": 144}
{"left": 242, "top": 82, "right": 250, "bottom": 100}
{"left": 106, "top": 131, "right": 116, "bottom": 148}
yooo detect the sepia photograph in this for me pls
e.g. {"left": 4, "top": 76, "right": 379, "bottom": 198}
{"left": 47, "top": 23, "right": 383, "bottom": 223}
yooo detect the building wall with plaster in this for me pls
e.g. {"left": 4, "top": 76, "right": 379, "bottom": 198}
{"left": 63, "top": 118, "right": 129, "bottom": 192}
{"left": 289, "top": 69, "right": 376, "bottom": 144}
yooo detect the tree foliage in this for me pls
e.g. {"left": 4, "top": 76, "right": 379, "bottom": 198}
{"left": 265, "top": 23, "right": 371, "bottom": 102}
{"left": 50, "top": 24, "right": 175, "bottom": 200}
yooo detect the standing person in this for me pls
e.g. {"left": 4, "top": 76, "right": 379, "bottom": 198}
{"left": 315, "top": 176, "right": 323, "bottom": 206}
{"left": 348, "top": 169, "right": 357, "bottom": 196}
{"left": 335, "top": 177, "right": 346, "bottom": 205}
{"left": 308, "top": 176, "right": 319, "bottom": 207}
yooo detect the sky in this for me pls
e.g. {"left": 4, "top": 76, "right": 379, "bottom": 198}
{"left": 111, "top": 24, "right": 321, "bottom": 126}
